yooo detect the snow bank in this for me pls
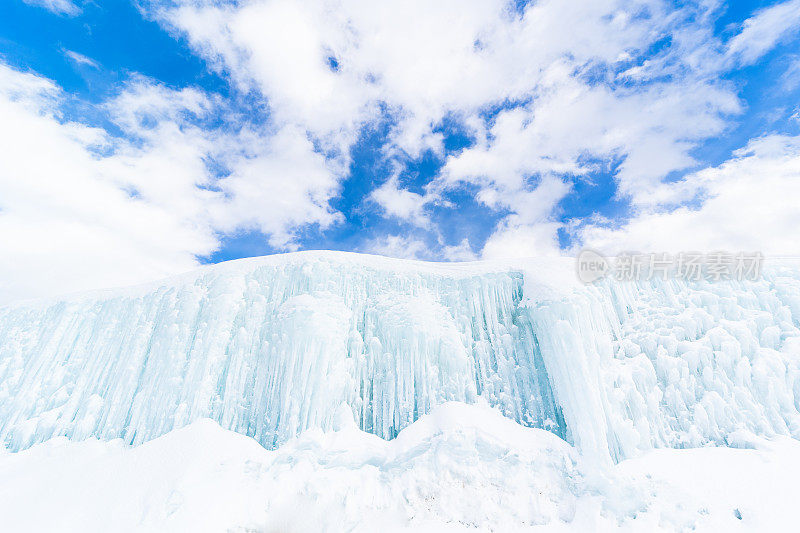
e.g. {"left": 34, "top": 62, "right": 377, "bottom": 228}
{"left": 0, "top": 251, "right": 799, "bottom": 464}
{"left": 1, "top": 402, "right": 798, "bottom": 532}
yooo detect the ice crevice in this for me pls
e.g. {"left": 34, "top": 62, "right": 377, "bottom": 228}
{"left": 0, "top": 251, "right": 799, "bottom": 462}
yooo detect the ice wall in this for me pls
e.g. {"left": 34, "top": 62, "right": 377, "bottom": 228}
{"left": 1, "top": 251, "right": 799, "bottom": 462}
{"left": 529, "top": 267, "right": 800, "bottom": 461}
{"left": 0, "top": 252, "right": 565, "bottom": 452}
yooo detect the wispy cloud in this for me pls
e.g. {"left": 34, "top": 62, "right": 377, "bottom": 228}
{"left": 725, "top": 0, "right": 800, "bottom": 67}
{"left": 782, "top": 57, "right": 800, "bottom": 91}
{"left": 23, "top": 0, "right": 81, "bottom": 17}
{"left": 62, "top": 49, "right": 99, "bottom": 69}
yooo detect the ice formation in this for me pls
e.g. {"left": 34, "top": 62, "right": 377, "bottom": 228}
{"left": 0, "top": 251, "right": 799, "bottom": 462}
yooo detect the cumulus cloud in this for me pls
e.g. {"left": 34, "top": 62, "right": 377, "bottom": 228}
{"left": 369, "top": 176, "right": 429, "bottom": 226}
{"left": 149, "top": 0, "right": 792, "bottom": 260}
{"left": 577, "top": 134, "right": 800, "bottom": 256}
{"left": 482, "top": 222, "right": 563, "bottom": 260}
{"left": 210, "top": 125, "right": 343, "bottom": 248}
{"left": 157, "top": 0, "right": 685, "bottom": 160}
{"left": 4, "top": 0, "right": 799, "bottom": 304}
{"left": 0, "top": 63, "right": 343, "bottom": 302}
{"left": 0, "top": 65, "right": 204, "bottom": 301}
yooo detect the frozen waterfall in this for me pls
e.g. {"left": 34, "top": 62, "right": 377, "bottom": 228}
{"left": 1, "top": 251, "right": 799, "bottom": 462}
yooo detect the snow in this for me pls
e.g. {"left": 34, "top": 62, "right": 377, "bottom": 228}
{"left": 615, "top": 433, "right": 800, "bottom": 532}
{"left": 1, "top": 402, "right": 799, "bottom": 532}
{"left": 0, "top": 251, "right": 799, "bottom": 465}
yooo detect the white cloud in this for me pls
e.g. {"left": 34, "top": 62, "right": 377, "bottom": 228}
{"left": 577, "top": 134, "right": 800, "bottom": 256}
{"left": 160, "top": 0, "right": 373, "bottom": 160}
{"left": 481, "top": 221, "right": 563, "bottom": 260}
{"left": 5, "top": 0, "right": 798, "bottom": 298}
{"left": 438, "top": 53, "right": 741, "bottom": 212}
{"left": 782, "top": 57, "right": 800, "bottom": 90}
{"left": 23, "top": 0, "right": 80, "bottom": 16}
{"left": 363, "top": 235, "right": 429, "bottom": 260}
{"left": 474, "top": 176, "right": 571, "bottom": 261}
{"left": 210, "top": 126, "right": 343, "bottom": 249}
{"left": 725, "top": 0, "right": 800, "bottom": 67}
{"left": 0, "top": 64, "right": 60, "bottom": 110}
{"left": 441, "top": 238, "right": 478, "bottom": 261}
{"left": 155, "top": 0, "right": 682, "bottom": 159}
{"left": 0, "top": 62, "right": 344, "bottom": 302}
{"left": 0, "top": 65, "right": 206, "bottom": 302}
{"left": 62, "top": 50, "right": 99, "bottom": 69}
{"left": 362, "top": 233, "right": 478, "bottom": 262}
{"left": 369, "top": 176, "right": 429, "bottom": 226}
{"left": 151, "top": 0, "right": 759, "bottom": 263}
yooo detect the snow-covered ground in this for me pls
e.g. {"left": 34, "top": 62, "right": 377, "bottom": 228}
{"left": 1, "top": 402, "right": 798, "bottom": 532}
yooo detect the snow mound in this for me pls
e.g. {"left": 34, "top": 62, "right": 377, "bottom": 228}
{"left": 2, "top": 401, "right": 798, "bottom": 532}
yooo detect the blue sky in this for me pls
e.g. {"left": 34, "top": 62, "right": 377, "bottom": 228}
{"left": 1, "top": 0, "right": 800, "bottom": 301}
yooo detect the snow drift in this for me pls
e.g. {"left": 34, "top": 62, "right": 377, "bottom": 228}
{"left": 3, "top": 402, "right": 799, "bottom": 532}
{"left": 1, "top": 251, "right": 799, "bottom": 463}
